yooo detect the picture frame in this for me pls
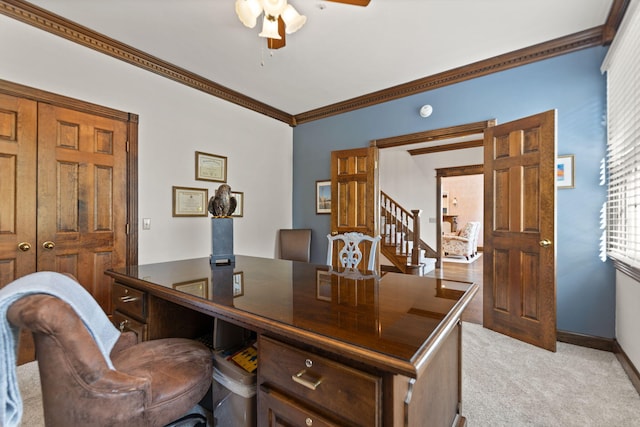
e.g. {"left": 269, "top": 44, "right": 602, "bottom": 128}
{"left": 556, "top": 155, "right": 575, "bottom": 189}
{"left": 173, "top": 278, "right": 208, "bottom": 298}
{"left": 195, "top": 151, "right": 227, "bottom": 183}
{"left": 231, "top": 191, "right": 244, "bottom": 217}
{"left": 316, "top": 180, "right": 331, "bottom": 214}
{"left": 233, "top": 272, "right": 244, "bottom": 297}
{"left": 316, "top": 269, "right": 332, "bottom": 301}
{"left": 172, "top": 186, "right": 208, "bottom": 217}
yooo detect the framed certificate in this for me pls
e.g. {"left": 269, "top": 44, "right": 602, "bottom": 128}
{"left": 172, "top": 186, "right": 208, "bottom": 217}
{"left": 195, "top": 151, "right": 227, "bottom": 183}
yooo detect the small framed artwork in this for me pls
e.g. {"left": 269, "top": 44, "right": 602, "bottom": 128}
{"left": 316, "top": 180, "right": 331, "bottom": 214}
{"left": 556, "top": 155, "right": 575, "bottom": 189}
{"left": 316, "top": 269, "right": 332, "bottom": 301}
{"left": 172, "top": 186, "right": 208, "bottom": 217}
{"left": 195, "top": 151, "right": 227, "bottom": 183}
{"left": 233, "top": 272, "right": 244, "bottom": 297}
{"left": 231, "top": 191, "right": 244, "bottom": 217}
{"left": 173, "top": 278, "right": 208, "bottom": 298}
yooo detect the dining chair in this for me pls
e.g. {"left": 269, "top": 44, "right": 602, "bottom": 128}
{"left": 326, "top": 232, "right": 381, "bottom": 272}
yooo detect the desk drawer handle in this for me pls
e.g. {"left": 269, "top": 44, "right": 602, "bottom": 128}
{"left": 291, "top": 369, "right": 323, "bottom": 391}
{"left": 119, "top": 296, "right": 138, "bottom": 303}
{"left": 118, "top": 320, "right": 129, "bottom": 332}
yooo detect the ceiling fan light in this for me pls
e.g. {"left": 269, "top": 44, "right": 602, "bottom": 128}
{"left": 261, "top": 0, "right": 287, "bottom": 16}
{"left": 235, "top": 0, "right": 263, "bottom": 28}
{"left": 281, "top": 4, "right": 306, "bottom": 34}
{"left": 258, "top": 15, "right": 282, "bottom": 39}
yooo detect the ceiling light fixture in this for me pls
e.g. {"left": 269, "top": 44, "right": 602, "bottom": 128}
{"left": 235, "top": 0, "right": 307, "bottom": 49}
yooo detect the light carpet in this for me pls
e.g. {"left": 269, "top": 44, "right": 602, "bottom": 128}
{"left": 16, "top": 323, "right": 640, "bottom": 426}
{"left": 461, "top": 322, "right": 640, "bottom": 426}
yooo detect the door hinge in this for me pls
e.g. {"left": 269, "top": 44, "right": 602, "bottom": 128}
{"left": 126, "top": 223, "right": 130, "bottom": 235}
{"left": 126, "top": 140, "right": 130, "bottom": 152}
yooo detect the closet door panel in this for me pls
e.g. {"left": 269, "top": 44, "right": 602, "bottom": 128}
{"left": 37, "top": 104, "right": 127, "bottom": 310}
{"left": 0, "top": 94, "right": 37, "bottom": 286}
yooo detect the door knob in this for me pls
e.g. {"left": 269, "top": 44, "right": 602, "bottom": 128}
{"left": 42, "top": 241, "right": 56, "bottom": 250}
{"left": 539, "top": 239, "right": 552, "bottom": 248}
{"left": 18, "top": 242, "right": 31, "bottom": 252}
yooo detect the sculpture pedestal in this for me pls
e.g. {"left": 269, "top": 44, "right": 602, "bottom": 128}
{"left": 210, "top": 217, "right": 235, "bottom": 265}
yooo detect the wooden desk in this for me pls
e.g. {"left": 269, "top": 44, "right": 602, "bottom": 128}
{"left": 106, "top": 256, "right": 477, "bottom": 426}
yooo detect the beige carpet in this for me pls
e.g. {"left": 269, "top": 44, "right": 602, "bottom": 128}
{"left": 16, "top": 323, "right": 640, "bottom": 426}
{"left": 462, "top": 322, "right": 640, "bottom": 426}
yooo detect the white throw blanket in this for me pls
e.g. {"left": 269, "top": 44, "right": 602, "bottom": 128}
{"left": 0, "top": 271, "right": 120, "bottom": 427}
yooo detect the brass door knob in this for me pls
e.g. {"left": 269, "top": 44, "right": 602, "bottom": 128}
{"left": 42, "top": 241, "right": 56, "bottom": 250}
{"left": 539, "top": 239, "right": 552, "bottom": 248}
{"left": 18, "top": 242, "right": 31, "bottom": 252}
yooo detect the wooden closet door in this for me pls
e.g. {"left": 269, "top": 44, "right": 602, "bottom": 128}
{"left": 0, "top": 94, "right": 37, "bottom": 285}
{"left": 37, "top": 104, "right": 127, "bottom": 311}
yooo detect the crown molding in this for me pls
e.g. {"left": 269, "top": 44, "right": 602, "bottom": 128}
{"left": 294, "top": 27, "right": 604, "bottom": 124}
{"left": 0, "top": 0, "right": 629, "bottom": 127}
{"left": 0, "top": 0, "right": 295, "bottom": 125}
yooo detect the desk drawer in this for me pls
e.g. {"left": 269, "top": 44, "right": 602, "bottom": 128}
{"left": 112, "top": 283, "right": 146, "bottom": 321}
{"left": 112, "top": 310, "right": 148, "bottom": 342}
{"left": 259, "top": 336, "right": 380, "bottom": 426}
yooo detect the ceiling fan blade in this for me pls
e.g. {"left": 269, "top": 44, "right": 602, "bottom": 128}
{"left": 325, "top": 0, "right": 371, "bottom": 6}
{"left": 267, "top": 16, "right": 286, "bottom": 49}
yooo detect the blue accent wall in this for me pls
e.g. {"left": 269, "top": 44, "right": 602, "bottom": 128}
{"left": 292, "top": 46, "right": 615, "bottom": 339}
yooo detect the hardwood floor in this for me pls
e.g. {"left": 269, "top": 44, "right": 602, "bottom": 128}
{"left": 426, "top": 255, "right": 483, "bottom": 325}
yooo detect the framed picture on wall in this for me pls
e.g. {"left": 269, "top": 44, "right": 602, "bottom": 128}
{"left": 316, "top": 180, "right": 331, "bottom": 214}
{"left": 231, "top": 191, "right": 243, "bottom": 217}
{"left": 195, "top": 151, "right": 227, "bottom": 182}
{"left": 556, "top": 155, "right": 575, "bottom": 189}
{"left": 172, "top": 186, "right": 208, "bottom": 217}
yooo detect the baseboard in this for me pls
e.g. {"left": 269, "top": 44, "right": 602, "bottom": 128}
{"left": 556, "top": 329, "right": 615, "bottom": 352}
{"left": 614, "top": 340, "right": 640, "bottom": 396}
{"left": 557, "top": 330, "right": 640, "bottom": 396}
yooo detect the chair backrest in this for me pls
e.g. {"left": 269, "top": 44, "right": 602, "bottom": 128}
{"left": 326, "top": 232, "right": 381, "bottom": 272}
{"left": 468, "top": 221, "right": 481, "bottom": 251}
{"left": 279, "top": 229, "right": 312, "bottom": 262}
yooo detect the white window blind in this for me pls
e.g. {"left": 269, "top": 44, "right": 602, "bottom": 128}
{"left": 602, "top": 0, "right": 640, "bottom": 268}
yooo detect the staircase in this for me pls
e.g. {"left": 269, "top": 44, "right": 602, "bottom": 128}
{"left": 380, "top": 191, "right": 440, "bottom": 275}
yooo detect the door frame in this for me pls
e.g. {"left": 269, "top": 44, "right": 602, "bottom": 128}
{"left": 0, "top": 78, "right": 139, "bottom": 267}
{"left": 436, "top": 164, "right": 484, "bottom": 260}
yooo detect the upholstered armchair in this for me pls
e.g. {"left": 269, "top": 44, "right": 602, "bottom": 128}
{"left": 7, "top": 293, "right": 213, "bottom": 427}
{"left": 442, "top": 221, "right": 481, "bottom": 260}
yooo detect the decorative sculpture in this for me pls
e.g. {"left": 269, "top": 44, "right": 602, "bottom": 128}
{"left": 208, "top": 184, "right": 237, "bottom": 217}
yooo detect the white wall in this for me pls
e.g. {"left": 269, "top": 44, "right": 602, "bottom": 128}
{"left": 379, "top": 147, "right": 483, "bottom": 249}
{"left": 616, "top": 272, "right": 640, "bottom": 369}
{"left": 0, "top": 16, "right": 293, "bottom": 264}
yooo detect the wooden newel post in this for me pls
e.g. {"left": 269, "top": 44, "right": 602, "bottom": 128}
{"left": 411, "top": 209, "right": 422, "bottom": 265}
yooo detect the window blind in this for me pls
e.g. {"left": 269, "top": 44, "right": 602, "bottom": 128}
{"left": 602, "top": 0, "right": 640, "bottom": 269}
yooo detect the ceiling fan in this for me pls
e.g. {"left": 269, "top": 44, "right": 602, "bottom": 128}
{"left": 235, "top": 0, "right": 370, "bottom": 49}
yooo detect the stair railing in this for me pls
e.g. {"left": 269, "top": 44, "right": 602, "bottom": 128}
{"left": 380, "top": 191, "right": 439, "bottom": 266}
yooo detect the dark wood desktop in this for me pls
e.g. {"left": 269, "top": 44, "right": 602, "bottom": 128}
{"left": 106, "top": 255, "right": 478, "bottom": 426}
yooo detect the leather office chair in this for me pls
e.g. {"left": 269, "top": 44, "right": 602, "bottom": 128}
{"left": 326, "top": 232, "right": 381, "bottom": 272}
{"left": 279, "top": 229, "right": 312, "bottom": 262}
{"left": 7, "top": 294, "right": 213, "bottom": 427}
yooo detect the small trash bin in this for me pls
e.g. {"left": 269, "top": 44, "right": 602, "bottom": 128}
{"left": 211, "top": 350, "right": 257, "bottom": 427}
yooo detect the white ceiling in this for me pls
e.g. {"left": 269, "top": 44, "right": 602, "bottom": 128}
{"left": 26, "top": 0, "right": 614, "bottom": 115}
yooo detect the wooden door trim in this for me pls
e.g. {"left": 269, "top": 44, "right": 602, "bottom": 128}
{"left": 371, "top": 120, "right": 496, "bottom": 150}
{"left": 0, "top": 79, "right": 139, "bottom": 266}
{"left": 435, "top": 165, "right": 484, "bottom": 265}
